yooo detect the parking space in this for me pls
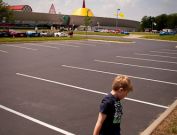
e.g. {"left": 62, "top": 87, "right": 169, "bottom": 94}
{"left": 0, "top": 39, "right": 177, "bottom": 135}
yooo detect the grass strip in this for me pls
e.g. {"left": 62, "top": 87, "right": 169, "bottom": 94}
{"left": 0, "top": 36, "right": 86, "bottom": 43}
{"left": 142, "top": 35, "right": 177, "bottom": 41}
{"left": 0, "top": 36, "right": 131, "bottom": 43}
{"left": 151, "top": 106, "right": 177, "bottom": 135}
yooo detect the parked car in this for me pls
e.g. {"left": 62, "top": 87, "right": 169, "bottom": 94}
{"left": 54, "top": 32, "right": 67, "bottom": 37}
{"left": 46, "top": 32, "right": 54, "bottom": 37}
{"left": 0, "top": 29, "right": 26, "bottom": 37}
{"left": 94, "top": 29, "right": 102, "bottom": 32}
{"left": 121, "top": 31, "right": 130, "bottom": 35}
{"left": 0, "top": 31, "right": 11, "bottom": 37}
{"left": 108, "top": 29, "right": 121, "bottom": 34}
{"left": 10, "top": 30, "right": 27, "bottom": 37}
{"left": 100, "top": 29, "right": 109, "bottom": 33}
{"left": 40, "top": 31, "right": 48, "bottom": 37}
{"left": 26, "top": 31, "right": 40, "bottom": 37}
{"left": 159, "top": 31, "right": 176, "bottom": 36}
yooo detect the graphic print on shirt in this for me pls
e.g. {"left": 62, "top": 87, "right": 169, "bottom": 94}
{"left": 113, "top": 101, "right": 123, "bottom": 124}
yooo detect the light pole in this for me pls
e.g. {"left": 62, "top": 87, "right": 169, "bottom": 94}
{"left": 116, "top": 9, "right": 120, "bottom": 30}
{"left": 2, "top": 17, "right": 6, "bottom": 30}
{"left": 2, "top": 17, "right": 6, "bottom": 23}
{"left": 97, "top": 22, "right": 100, "bottom": 30}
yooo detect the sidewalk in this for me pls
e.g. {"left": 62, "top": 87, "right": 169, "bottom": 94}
{"left": 123, "top": 34, "right": 144, "bottom": 39}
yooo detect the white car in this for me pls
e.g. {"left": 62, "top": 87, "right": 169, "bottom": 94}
{"left": 54, "top": 32, "right": 67, "bottom": 37}
{"left": 40, "top": 31, "right": 48, "bottom": 37}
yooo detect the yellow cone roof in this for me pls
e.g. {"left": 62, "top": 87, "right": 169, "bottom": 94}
{"left": 72, "top": 8, "right": 94, "bottom": 16}
{"left": 72, "top": 0, "right": 94, "bottom": 16}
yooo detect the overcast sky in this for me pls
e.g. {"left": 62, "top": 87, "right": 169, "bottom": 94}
{"left": 4, "top": 0, "right": 177, "bottom": 21}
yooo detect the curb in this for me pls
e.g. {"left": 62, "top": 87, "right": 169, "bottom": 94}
{"left": 140, "top": 99, "right": 177, "bottom": 135}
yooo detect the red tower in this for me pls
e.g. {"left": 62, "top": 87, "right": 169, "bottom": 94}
{"left": 49, "top": 3, "right": 56, "bottom": 14}
{"left": 82, "top": 0, "right": 85, "bottom": 8}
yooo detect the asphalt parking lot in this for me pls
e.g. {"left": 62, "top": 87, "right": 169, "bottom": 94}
{"left": 0, "top": 39, "right": 177, "bottom": 135}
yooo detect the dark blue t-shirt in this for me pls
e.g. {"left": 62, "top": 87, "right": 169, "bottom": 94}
{"left": 99, "top": 93, "right": 123, "bottom": 135}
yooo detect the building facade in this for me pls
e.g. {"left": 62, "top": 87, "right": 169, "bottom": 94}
{"left": 11, "top": 11, "right": 140, "bottom": 32}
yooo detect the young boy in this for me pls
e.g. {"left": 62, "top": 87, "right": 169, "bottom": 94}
{"left": 93, "top": 75, "right": 133, "bottom": 135}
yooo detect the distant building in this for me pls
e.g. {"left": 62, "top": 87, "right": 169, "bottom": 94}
{"left": 4, "top": 1, "right": 140, "bottom": 31}
{"left": 10, "top": 11, "right": 139, "bottom": 32}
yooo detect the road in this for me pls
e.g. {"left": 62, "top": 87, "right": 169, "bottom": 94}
{"left": 0, "top": 38, "right": 177, "bottom": 135}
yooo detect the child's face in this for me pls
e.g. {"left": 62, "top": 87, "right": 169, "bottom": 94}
{"left": 117, "top": 89, "right": 129, "bottom": 100}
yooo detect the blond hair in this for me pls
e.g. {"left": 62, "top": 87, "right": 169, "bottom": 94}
{"left": 112, "top": 75, "right": 133, "bottom": 92}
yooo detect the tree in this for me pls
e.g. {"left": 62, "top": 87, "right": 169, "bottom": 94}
{"left": 0, "top": 0, "right": 13, "bottom": 23}
{"left": 84, "top": 9, "right": 92, "bottom": 36}
{"left": 166, "top": 13, "right": 177, "bottom": 29}
{"left": 140, "top": 13, "right": 177, "bottom": 31}
{"left": 140, "top": 16, "right": 153, "bottom": 31}
{"left": 155, "top": 14, "right": 167, "bottom": 31}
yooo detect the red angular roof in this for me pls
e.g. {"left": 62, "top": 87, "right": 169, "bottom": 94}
{"left": 9, "top": 5, "right": 25, "bottom": 11}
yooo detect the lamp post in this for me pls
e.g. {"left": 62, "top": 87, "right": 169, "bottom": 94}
{"left": 97, "top": 21, "right": 100, "bottom": 30}
{"left": 116, "top": 9, "right": 120, "bottom": 30}
{"left": 2, "top": 17, "right": 6, "bottom": 30}
{"left": 2, "top": 17, "right": 6, "bottom": 23}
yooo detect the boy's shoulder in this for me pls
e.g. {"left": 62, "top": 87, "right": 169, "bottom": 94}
{"left": 100, "top": 93, "right": 118, "bottom": 114}
{"left": 102, "top": 93, "right": 117, "bottom": 104}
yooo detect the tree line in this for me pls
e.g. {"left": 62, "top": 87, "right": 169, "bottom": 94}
{"left": 0, "top": 0, "right": 13, "bottom": 23}
{"left": 141, "top": 13, "right": 177, "bottom": 31}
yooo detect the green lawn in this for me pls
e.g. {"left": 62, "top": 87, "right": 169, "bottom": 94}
{"left": 0, "top": 35, "right": 132, "bottom": 43}
{"left": 130, "top": 32, "right": 159, "bottom": 36}
{"left": 142, "top": 34, "right": 177, "bottom": 41}
{"left": 151, "top": 107, "right": 177, "bottom": 135}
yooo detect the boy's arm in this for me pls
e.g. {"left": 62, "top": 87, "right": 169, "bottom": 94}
{"left": 93, "top": 112, "right": 107, "bottom": 135}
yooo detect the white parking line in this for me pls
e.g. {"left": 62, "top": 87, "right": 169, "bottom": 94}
{"left": 61, "top": 65, "right": 177, "bottom": 86}
{"left": 16, "top": 73, "right": 168, "bottom": 109}
{"left": 81, "top": 40, "right": 109, "bottom": 45}
{"left": 116, "top": 55, "right": 177, "bottom": 64}
{"left": 23, "top": 43, "right": 60, "bottom": 49}
{"left": 4, "top": 45, "right": 38, "bottom": 51}
{"left": 135, "top": 53, "right": 177, "bottom": 59}
{"left": 71, "top": 42, "right": 96, "bottom": 46}
{"left": 77, "top": 40, "right": 103, "bottom": 45}
{"left": 0, "top": 50, "right": 8, "bottom": 53}
{"left": 94, "top": 59, "right": 177, "bottom": 72}
{"left": 160, "top": 49, "right": 177, "bottom": 52}
{"left": 0, "top": 104, "right": 75, "bottom": 135}
{"left": 150, "top": 51, "right": 177, "bottom": 55}
{"left": 47, "top": 43, "right": 80, "bottom": 48}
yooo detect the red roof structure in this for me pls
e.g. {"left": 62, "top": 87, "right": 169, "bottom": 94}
{"left": 49, "top": 4, "right": 56, "bottom": 14}
{"left": 8, "top": 5, "right": 32, "bottom": 12}
{"left": 82, "top": 0, "right": 85, "bottom": 8}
